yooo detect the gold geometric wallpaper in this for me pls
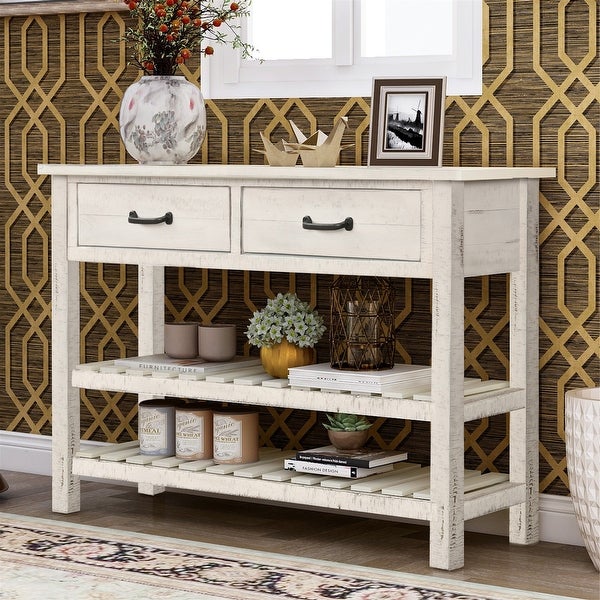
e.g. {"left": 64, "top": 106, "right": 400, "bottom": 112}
{"left": 0, "top": 1, "right": 598, "bottom": 497}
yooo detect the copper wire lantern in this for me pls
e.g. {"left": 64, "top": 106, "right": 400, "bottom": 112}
{"left": 329, "top": 276, "right": 395, "bottom": 370}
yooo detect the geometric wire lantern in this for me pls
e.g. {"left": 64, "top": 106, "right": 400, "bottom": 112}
{"left": 329, "top": 276, "right": 395, "bottom": 370}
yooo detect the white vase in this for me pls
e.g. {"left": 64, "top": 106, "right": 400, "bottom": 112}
{"left": 564, "top": 387, "right": 600, "bottom": 571}
{"left": 119, "top": 76, "right": 206, "bottom": 165}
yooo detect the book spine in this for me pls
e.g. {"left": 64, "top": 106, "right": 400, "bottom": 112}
{"left": 117, "top": 361, "right": 203, "bottom": 374}
{"left": 294, "top": 454, "right": 367, "bottom": 468}
{"left": 285, "top": 459, "right": 363, "bottom": 478}
{"left": 294, "top": 451, "right": 408, "bottom": 468}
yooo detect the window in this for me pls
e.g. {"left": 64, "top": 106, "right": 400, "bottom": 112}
{"left": 201, "top": 0, "right": 482, "bottom": 98}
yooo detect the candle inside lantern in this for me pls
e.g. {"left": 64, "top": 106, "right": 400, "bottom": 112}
{"left": 347, "top": 300, "right": 381, "bottom": 369}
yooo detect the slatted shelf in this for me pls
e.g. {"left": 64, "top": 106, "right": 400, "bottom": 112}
{"left": 73, "top": 442, "right": 522, "bottom": 523}
{"left": 72, "top": 361, "right": 522, "bottom": 423}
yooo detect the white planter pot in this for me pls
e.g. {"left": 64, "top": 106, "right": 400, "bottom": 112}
{"left": 119, "top": 76, "right": 206, "bottom": 165}
{"left": 565, "top": 387, "right": 600, "bottom": 571}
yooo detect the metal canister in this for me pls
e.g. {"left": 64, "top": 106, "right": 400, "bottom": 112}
{"left": 175, "top": 403, "right": 213, "bottom": 460}
{"left": 213, "top": 409, "right": 259, "bottom": 464}
{"left": 138, "top": 398, "right": 181, "bottom": 456}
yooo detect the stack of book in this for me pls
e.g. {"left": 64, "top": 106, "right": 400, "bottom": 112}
{"left": 284, "top": 445, "right": 408, "bottom": 479}
{"left": 287, "top": 362, "right": 431, "bottom": 393}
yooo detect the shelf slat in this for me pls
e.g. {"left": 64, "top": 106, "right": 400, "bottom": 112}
{"left": 75, "top": 440, "right": 139, "bottom": 459}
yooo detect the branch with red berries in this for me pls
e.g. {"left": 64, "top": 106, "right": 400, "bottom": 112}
{"left": 122, "top": 0, "right": 254, "bottom": 76}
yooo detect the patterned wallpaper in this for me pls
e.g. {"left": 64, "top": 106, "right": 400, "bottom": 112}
{"left": 0, "top": 1, "right": 598, "bottom": 496}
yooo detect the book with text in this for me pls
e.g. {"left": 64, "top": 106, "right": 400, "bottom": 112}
{"left": 284, "top": 459, "right": 394, "bottom": 479}
{"left": 295, "top": 445, "right": 408, "bottom": 468}
{"left": 114, "top": 354, "right": 260, "bottom": 375}
{"left": 288, "top": 362, "right": 431, "bottom": 393}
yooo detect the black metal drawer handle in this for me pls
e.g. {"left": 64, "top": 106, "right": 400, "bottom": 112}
{"left": 128, "top": 210, "right": 173, "bottom": 225}
{"left": 302, "top": 215, "right": 353, "bottom": 231}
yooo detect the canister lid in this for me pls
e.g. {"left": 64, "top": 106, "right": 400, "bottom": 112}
{"left": 177, "top": 401, "right": 213, "bottom": 412}
{"left": 213, "top": 407, "right": 258, "bottom": 417}
{"left": 139, "top": 398, "right": 185, "bottom": 409}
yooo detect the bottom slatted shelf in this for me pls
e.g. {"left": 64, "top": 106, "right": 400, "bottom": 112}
{"left": 73, "top": 442, "right": 523, "bottom": 523}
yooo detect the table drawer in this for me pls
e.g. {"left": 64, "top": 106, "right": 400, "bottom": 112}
{"left": 77, "top": 183, "right": 230, "bottom": 252}
{"left": 242, "top": 187, "right": 421, "bottom": 261}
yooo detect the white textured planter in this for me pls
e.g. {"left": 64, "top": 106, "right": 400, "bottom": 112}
{"left": 565, "top": 387, "right": 600, "bottom": 571}
{"left": 119, "top": 76, "right": 206, "bottom": 165}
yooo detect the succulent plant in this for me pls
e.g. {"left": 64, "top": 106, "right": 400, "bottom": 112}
{"left": 323, "top": 413, "right": 371, "bottom": 432}
{"left": 246, "top": 292, "right": 326, "bottom": 349}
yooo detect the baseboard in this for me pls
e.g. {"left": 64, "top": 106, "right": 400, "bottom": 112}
{"left": 0, "top": 431, "right": 585, "bottom": 547}
{"left": 0, "top": 430, "right": 104, "bottom": 475}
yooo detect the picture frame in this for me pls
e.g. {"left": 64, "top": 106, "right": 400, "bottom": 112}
{"left": 0, "top": 1, "right": 126, "bottom": 16}
{"left": 368, "top": 77, "right": 446, "bottom": 167}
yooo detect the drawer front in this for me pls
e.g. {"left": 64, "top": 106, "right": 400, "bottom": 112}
{"left": 242, "top": 187, "right": 421, "bottom": 261}
{"left": 77, "top": 183, "right": 230, "bottom": 252}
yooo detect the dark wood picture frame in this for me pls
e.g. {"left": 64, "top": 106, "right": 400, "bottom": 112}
{"left": 368, "top": 77, "right": 446, "bottom": 166}
{"left": 0, "top": 1, "right": 126, "bottom": 16}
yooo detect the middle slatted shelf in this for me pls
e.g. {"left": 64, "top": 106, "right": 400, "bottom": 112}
{"left": 72, "top": 359, "right": 520, "bottom": 422}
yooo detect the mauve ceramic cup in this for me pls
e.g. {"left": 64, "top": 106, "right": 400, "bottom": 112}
{"left": 164, "top": 322, "right": 199, "bottom": 358}
{"left": 198, "top": 323, "right": 236, "bottom": 362}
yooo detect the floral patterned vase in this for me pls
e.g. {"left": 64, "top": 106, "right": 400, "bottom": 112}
{"left": 119, "top": 76, "right": 206, "bottom": 165}
{"left": 260, "top": 339, "right": 315, "bottom": 379}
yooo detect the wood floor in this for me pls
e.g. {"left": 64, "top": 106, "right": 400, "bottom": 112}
{"left": 1, "top": 470, "right": 598, "bottom": 599}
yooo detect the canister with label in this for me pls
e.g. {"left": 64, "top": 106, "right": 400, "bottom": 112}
{"left": 213, "top": 409, "right": 259, "bottom": 464}
{"left": 138, "top": 398, "right": 180, "bottom": 456}
{"left": 175, "top": 404, "right": 213, "bottom": 460}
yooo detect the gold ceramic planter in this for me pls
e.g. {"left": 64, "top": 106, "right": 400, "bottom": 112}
{"left": 260, "top": 339, "right": 315, "bottom": 379}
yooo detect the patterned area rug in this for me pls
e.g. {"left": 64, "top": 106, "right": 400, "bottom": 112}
{"left": 0, "top": 512, "right": 574, "bottom": 600}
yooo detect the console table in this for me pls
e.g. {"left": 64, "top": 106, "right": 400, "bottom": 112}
{"left": 41, "top": 164, "right": 555, "bottom": 570}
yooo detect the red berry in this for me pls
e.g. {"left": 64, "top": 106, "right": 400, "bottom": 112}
{"left": 180, "top": 49, "right": 191, "bottom": 59}
{"left": 176, "top": 56, "right": 185, "bottom": 64}
{"left": 230, "top": 2, "right": 239, "bottom": 10}
{"left": 204, "top": 46, "right": 214, "bottom": 55}
{"left": 166, "top": 0, "right": 175, "bottom": 5}
{"left": 213, "top": 18, "right": 222, "bottom": 27}
{"left": 193, "top": 18, "right": 202, "bottom": 27}
{"left": 128, "top": 0, "right": 137, "bottom": 9}
{"left": 182, "top": 15, "right": 190, "bottom": 24}
{"left": 159, "top": 23, "right": 168, "bottom": 32}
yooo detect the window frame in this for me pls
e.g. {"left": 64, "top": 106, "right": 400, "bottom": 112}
{"left": 201, "top": 0, "right": 482, "bottom": 99}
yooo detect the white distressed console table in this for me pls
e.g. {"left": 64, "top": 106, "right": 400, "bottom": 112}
{"left": 41, "top": 164, "right": 555, "bottom": 570}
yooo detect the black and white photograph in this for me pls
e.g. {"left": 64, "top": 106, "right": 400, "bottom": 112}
{"left": 384, "top": 92, "right": 427, "bottom": 151}
{"left": 368, "top": 77, "right": 446, "bottom": 166}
